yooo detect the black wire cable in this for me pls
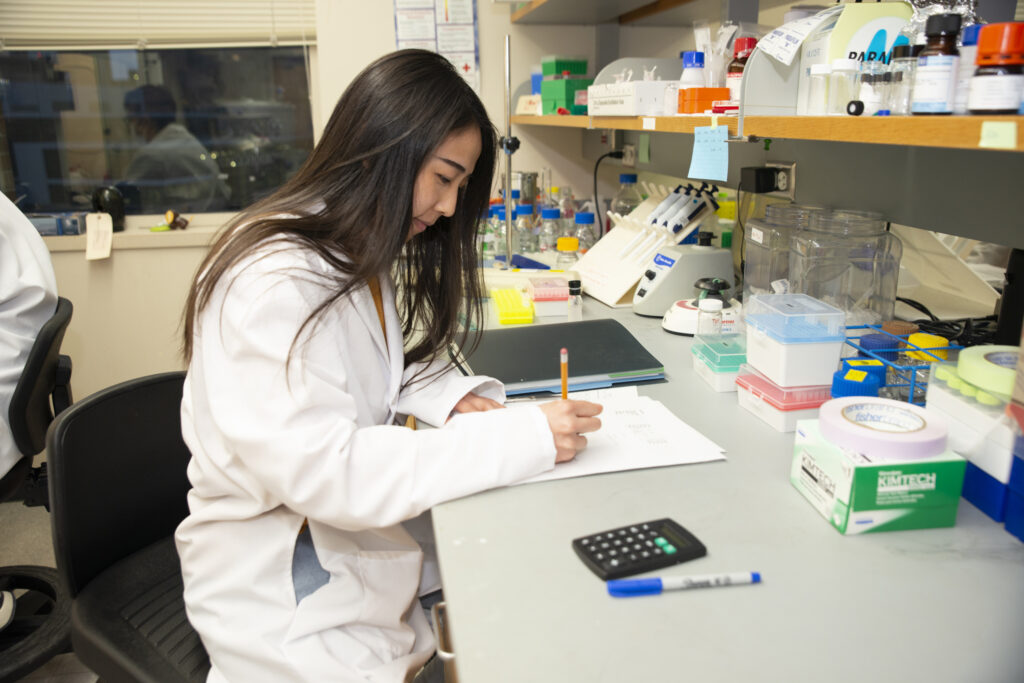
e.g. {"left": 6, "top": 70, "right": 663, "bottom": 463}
{"left": 593, "top": 150, "right": 624, "bottom": 238}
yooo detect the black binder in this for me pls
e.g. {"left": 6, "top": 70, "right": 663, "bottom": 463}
{"left": 452, "top": 319, "right": 665, "bottom": 395}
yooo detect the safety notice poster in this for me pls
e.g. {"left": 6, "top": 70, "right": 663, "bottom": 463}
{"left": 394, "top": 0, "right": 480, "bottom": 93}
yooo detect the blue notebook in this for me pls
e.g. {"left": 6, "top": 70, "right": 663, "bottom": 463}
{"left": 452, "top": 319, "right": 665, "bottom": 396}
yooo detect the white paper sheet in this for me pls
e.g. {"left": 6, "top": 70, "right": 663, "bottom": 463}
{"left": 508, "top": 387, "right": 725, "bottom": 486}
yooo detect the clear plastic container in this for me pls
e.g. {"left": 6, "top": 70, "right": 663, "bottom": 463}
{"left": 789, "top": 210, "right": 903, "bottom": 326}
{"left": 828, "top": 58, "right": 861, "bottom": 115}
{"left": 857, "top": 61, "right": 889, "bottom": 115}
{"left": 742, "top": 203, "right": 822, "bottom": 303}
{"left": 567, "top": 279, "right": 583, "bottom": 321}
{"left": 538, "top": 207, "right": 561, "bottom": 252}
{"left": 610, "top": 174, "right": 643, "bottom": 217}
{"left": 806, "top": 63, "right": 832, "bottom": 115}
{"left": 573, "top": 212, "right": 597, "bottom": 254}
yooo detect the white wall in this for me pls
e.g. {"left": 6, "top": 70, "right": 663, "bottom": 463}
{"left": 312, "top": 0, "right": 621, "bottom": 206}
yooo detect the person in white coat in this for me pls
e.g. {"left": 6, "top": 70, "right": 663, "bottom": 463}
{"left": 0, "top": 192, "right": 58, "bottom": 481}
{"left": 122, "top": 85, "right": 230, "bottom": 214}
{"left": 176, "top": 49, "right": 602, "bottom": 683}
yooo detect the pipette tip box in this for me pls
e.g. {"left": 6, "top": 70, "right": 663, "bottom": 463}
{"left": 745, "top": 294, "right": 846, "bottom": 388}
{"left": 691, "top": 334, "right": 746, "bottom": 392}
{"left": 735, "top": 364, "right": 831, "bottom": 432}
{"left": 527, "top": 277, "right": 569, "bottom": 318}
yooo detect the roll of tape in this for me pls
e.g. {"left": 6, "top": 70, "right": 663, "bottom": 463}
{"left": 957, "top": 345, "right": 1018, "bottom": 397}
{"left": 818, "top": 397, "right": 947, "bottom": 461}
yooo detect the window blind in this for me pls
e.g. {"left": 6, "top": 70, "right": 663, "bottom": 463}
{"left": 0, "top": 0, "right": 316, "bottom": 50}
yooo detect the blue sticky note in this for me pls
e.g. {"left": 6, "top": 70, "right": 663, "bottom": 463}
{"left": 687, "top": 125, "right": 729, "bottom": 182}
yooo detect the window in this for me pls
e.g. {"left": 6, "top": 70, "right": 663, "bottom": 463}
{"left": 0, "top": 46, "right": 314, "bottom": 216}
{"left": 0, "top": 0, "right": 316, "bottom": 217}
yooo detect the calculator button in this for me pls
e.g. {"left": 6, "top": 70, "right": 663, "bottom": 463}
{"left": 625, "top": 536, "right": 633, "bottom": 544}
{"left": 613, "top": 539, "right": 622, "bottom": 546}
{"left": 608, "top": 549, "right": 617, "bottom": 557}
{"left": 629, "top": 526, "right": 638, "bottom": 533}
{"left": 645, "top": 540, "right": 654, "bottom": 547}
{"left": 654, "top": 537, "right": 668, "bottom": 547}
{"left": 601, "top": 542, "right": 610, "bottom": 549}
{"left": 653, "top": 548, "right": 663, "bottom": 555}
{"left": 629, "top": 554, "right": 638, "bottom": 561}
{"left": 641, "top": 551, "right": 650, "bottom": 558}
{"left": 664, "top": 545, "right": 677, "bottom": 555}
{"left": 606, "top": 533, "right": 615, "bottom": 539}
{"left": 609, "top": 559, "right": 620, "bottom": 567}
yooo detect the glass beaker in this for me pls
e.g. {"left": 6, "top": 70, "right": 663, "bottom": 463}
{"left": 789, "top": 210, "right": 903, "bottom": 325}
{"left": 742, "top": 204, "right": 823, "bottom": 303}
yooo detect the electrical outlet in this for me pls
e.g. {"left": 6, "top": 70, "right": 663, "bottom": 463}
{"left": 767, "top": 161, "right": 796, "bottom": 200}
{"left": 622, "top": 144, "right": 637, "bottom": 168}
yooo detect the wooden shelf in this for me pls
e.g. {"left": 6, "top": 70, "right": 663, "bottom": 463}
{"left": 510, "top": 114, "right": 1024, "bottom": 152}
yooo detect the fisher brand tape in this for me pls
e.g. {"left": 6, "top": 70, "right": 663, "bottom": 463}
{"left": 957, "top": 345, "right": 1018, "bottom": 397}
{"left": 818, "top": 396, "right": 947, "bottom": 461}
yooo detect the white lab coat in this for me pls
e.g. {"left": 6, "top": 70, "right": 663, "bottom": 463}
{"left": 0, "top": 193, "right": 57, "bottom": 479}
{"left": 176, "top": 236, "right": 556, "bottom": 682}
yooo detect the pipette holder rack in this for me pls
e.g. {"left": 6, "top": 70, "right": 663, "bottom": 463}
{"left": 844, "top": 325, "right": 964, "bottom": 406}
{"left": 574, "top": 181, "right": 717, "bottom": 307}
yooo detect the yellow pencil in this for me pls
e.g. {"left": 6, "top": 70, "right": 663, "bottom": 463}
{"left": 560, "top": 347, "right": 568, "bottom": 400}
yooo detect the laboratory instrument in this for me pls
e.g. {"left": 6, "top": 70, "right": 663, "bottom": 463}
{"left": 662, "top": 277, "right": 742, "bottom": 336}
{"left": 633, "top": 232, "right": 733, "bottom": 317}
{"left": 571, "top": 518, "right": 707, "bottom": 580}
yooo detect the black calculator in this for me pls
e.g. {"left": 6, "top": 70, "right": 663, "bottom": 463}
{"left": 572, "top": 518, "right": 707, "bottom": 580}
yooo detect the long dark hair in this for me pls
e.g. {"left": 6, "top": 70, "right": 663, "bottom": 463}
{"left": 183, "top": 50, "right": 495, "bottom": 382}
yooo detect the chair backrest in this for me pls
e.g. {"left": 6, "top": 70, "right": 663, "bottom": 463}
{"left": 47, "top": 371, "right": 192, "bottom": 597}
{"left": 9, "top": 296, "right": 74, "bottom": 458}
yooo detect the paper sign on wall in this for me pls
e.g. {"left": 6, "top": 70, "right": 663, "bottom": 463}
{"left": 394, "top": 0, "right": 480, "bottom": 93}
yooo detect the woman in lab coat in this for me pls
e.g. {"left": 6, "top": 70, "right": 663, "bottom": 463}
{"left": 176, "top": 49, "right": 602, "bottom": 683}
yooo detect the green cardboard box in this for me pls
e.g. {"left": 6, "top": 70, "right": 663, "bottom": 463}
{"left": 541, "top": 56, "right": 587, "bottom": 77}
{"left": 541, "top": 78, "right": 592, "bottom": 114}
{"left": 791, "top": 420, "right": 966, "bottom": 535}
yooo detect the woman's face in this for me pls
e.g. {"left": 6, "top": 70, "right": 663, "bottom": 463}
{"left": 408, "top": 126, "right": 482, "bottom": 242}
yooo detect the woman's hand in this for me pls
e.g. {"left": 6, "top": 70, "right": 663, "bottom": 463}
{"left": 452, "top": 392, "right": 504, "bottom": 415}
{"left": 539, "top": 400, "right": 603, "bottom": 463}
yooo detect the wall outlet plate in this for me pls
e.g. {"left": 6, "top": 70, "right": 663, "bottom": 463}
{"left": 622, "top": 144, "right": 637, "bottom": 167}
{"left": 766, "top": 161, "right": 796, "bottom": 200}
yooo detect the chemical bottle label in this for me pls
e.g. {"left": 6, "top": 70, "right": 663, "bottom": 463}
{"left": 967, "top": 75, "right": 1024, "bottom": 112}
{"left": 911, "top": 55, "right": 959, "bottom": 114}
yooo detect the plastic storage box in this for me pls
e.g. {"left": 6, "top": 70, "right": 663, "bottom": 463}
{"left": 1006, "top": 440, "right": 1024, "bottom": 542}
{"left": 735, "top": 364, "right": 832, "bottom": 432}
{"left": 926, "top": 361, "right": 1015, "bottom": 521}
{"left": 691, "top": 334, "right": 746, "bottom": 392}
{"left": 527, "top": 277, "right": 569, "bottom": 318}
{"left": 745, "top": 294, "right": 846, "bottom": 387}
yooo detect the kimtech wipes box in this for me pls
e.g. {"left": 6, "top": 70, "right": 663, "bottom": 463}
{"left": 791, "top": 419, "right": 966, "bottom": 535}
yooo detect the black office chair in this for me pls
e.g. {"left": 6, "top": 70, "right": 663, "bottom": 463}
{"left": 0, "top": 296, "right": 73, "bottom": 682}
{"left": 46, "top": 371, "right": 210, "bottom": 683}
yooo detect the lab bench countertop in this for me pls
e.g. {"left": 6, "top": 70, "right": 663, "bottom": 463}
{"left": 431, "top": 298, "right": 1024, "bottom": 683}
